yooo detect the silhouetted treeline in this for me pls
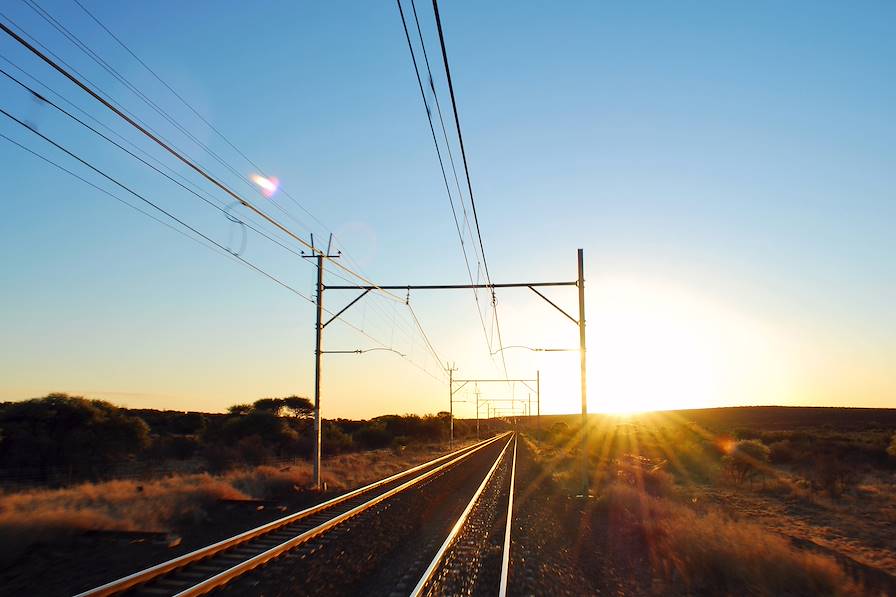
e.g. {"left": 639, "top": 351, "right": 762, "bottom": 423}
{"left": 0, "top": 393, "right": 477, "bottom": 485}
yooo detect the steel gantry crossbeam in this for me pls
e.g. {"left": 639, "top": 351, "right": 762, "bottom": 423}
{"left": 308, "top": 249, "right": 588, "bottom": 490}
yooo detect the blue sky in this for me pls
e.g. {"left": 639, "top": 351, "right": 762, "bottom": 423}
{"left": 1, "top": 1, "right": 893, "bottom": 416}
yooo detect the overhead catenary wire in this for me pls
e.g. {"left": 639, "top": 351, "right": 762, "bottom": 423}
{"left": 20, "top": 0, "right": 320, "bottom": 237}
{"left": 69, "top": 0, "right": 328, "bottom": 234}
{"left": 0, "top": 66, "right": 310, "bottom": 261}
{"left": 429, "top": 0, "right": 511, "bottom": 380}
{"left": 0, "top": 19, "right": 410, "bottom": 306}
{"left": 0, "top": 52, "right": 315, "bottom": 264}
{"left": 50, "top": 2, "right": 444, "bottom": 375}
{"left": 429, "top": 0, "right": 492, "bottom": 288}
{"left": 2, "top": 48, "right": 441, "bottom": 385}
{"left": 408, "top": 0, "right": 483, "bottom": 271}
{"left": 0, "top": 107, "right": 315, "bottom": 302}
{"left": 0, "top": 50, "right": 418, "bottom": 355}
{"left": 0, "top": 120, "right": 444, "bottom": 383}
{"left": 65, "top": 0, "right": 385, "bottom": 290}
{"left": 2, "top": 11, "right": 451, "bottom": 383}
{"left": 1, "top": 6, "right": 269, "bottom": 224}
{"left": 0, "top": 131, "right": 224, "bottom": 257}
{"left": 396, "top": 0, "right": 493, "bottom": 359}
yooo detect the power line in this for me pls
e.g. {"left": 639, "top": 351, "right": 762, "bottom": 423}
{"left": 2, "top": 12, "right": 449, "bottom": 383}
{"left": 22, "top": 0, "right": 320, "bottom": 237}
{"left": 66, "top": 0, "right": 393, "bottom": 293}
{"left": 396, "top": 0, "right": 492, "bottom": 358}
{"left": 0, "top": 107, "right": 315, "bottom": 302}
{"left": 429, "top": 0, "right": 510, "bottom": 379}
{"left": 69, "top": 0, "right": 327, "bottom": 235}
{"left": 430, "top": 0, "right": 492, "bottom": 287}
{"left": 57, "top": 2, "right": 442, "bottom": 368}
{"left": 0, "top": 131, "right": 221, "bottom": 255}
{"left": 1, "top": 116, "right": 444, "bottom": 383}
{"left": 409, "top": 0, "right": 482, "bottom": 269}
{"left": 2, "top": 52, "right": 320, "bottom": 267}
{"left": 0, "top": 65, "right": 310, "bottom": 261}
{"left": 0, "top": 19, "right": 409, "bottom": 304}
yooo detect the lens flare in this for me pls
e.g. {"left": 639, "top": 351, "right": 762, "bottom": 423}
{"left": 251, "top": 174, "right": 279, "bottom": 197}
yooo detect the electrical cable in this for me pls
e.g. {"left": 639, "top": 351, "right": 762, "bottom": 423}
{"left": 429, "top": 0, "right": 511, "bottom": 379}
{"left": 54, "top": 3, "right": 442, "bottom": 368}
{"left": 0, "top": 108, "right": 315, "bottom": 302}
{"left": 397, "top": 0, "right": 494, "bottom": 362}
{"left": 0, "top": 19, "right": 410, "bottom": 306}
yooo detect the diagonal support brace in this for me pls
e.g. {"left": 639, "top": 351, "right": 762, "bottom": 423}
{"left": 528, "top": 286, "right": 578, "bottom": 325}
{"left": 322, "top": 289, "right": 371, "bottom": 329}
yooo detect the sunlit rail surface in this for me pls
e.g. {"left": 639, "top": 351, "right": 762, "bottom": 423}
{"left": 76, "top": 432, "right": 518, "bottom": 597}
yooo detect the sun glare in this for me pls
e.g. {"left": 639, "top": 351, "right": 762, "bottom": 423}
{"left": 518, "top": 279, "right": 798, "bottom": 415}
{"left": 588, "top": 280, "right": 796, "bottom": 414}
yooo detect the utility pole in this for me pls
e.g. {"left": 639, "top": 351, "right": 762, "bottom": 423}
{"left": 303, "top": 234, "right": 339, "bottom": 490}
{"left": 536, "top": 369, "right": 541, "bottom": 439}
{"left": 577, "top": 248, "right": 589, "bottom": 493}
{"left": 447, "top": 363, "right": 457, "bottom": 448}
{"left": 475, "top": 384, "right": 480, "bottom": 440}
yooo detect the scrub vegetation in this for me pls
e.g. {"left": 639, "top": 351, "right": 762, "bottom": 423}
{"left": 0, "top": 393, "right": 479, "bottom": 566}
{"left": 0, "top": 393, "right": 476, "bottom": 486}
{"left": 528, "top": 406, "right": 896, "bottom": 596}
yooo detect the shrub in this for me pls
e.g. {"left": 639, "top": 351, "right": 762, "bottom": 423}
{"left": 202, "top": 444, "right": 239, "bottom": 473}
{"left": 723, "top": 439, "right": 770, "bottom": 485}
{"left": 612, "top": 455, "right": 674, "bottom": 496}
{"left": 604, "top": 484, "right": 861, "bottom": 596}
{"left": 809, "top": 453, "right": 860, "bottom": 496}
{"left": 768, "top": 439, "right": 796, "bottom": 464}
{"left": 236, "top": 435, "right": 271, "bottom": 465}
{"left": 322, "top": 423, "right": 354, "bottom": 455}
{"left": 148, "top": 435, "right": 200, "bottom": 461}
{"left": 0, "top": 394, "right": 150, "bottom": 482}
{"left": 353, "top": 423, "right": 392, "bottom": 450}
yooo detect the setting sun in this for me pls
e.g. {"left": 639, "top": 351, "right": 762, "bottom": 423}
{"left": 587, "top": 279, "right": 796, "bottom": 414}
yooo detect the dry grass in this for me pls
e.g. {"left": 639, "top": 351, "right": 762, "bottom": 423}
{"left": 604, "top": 483, "right": 862, "bottom": 596}
{"left": 0, "top": 442, "right": 462, "bottom": 566}
{"left": 0, "top": 475, "right": 246, "bottom": 565}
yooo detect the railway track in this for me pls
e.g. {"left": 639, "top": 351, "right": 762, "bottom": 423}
{"left": 412, "top": 433, "right": 518, "bottom": 597}
{"left": 76, "top": 432, "right": 519, "bottom": 597}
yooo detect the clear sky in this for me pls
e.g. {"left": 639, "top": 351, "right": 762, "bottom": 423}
{"left": 1, "top": 1, "right": 893, "bottom": 418}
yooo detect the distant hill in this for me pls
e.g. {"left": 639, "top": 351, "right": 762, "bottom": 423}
{"left": 528, "top": 406, "right": 896, "bottom": 433}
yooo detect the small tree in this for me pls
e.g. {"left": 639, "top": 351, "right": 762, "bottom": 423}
{"left": 282, "top": 396, "right": 313, "bottom": 419}
{"left": 250, "top": 396, "right": 313, "bottom": 419}
{"left": 723, "top": 439, "right": 770, "bottom": 485}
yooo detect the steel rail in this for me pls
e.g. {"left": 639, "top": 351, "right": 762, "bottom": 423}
{"left": 76, "top": 434, "right": 507, "bottom": 597}
{"left": 174, "top": 433, "right": 512, "bottom": 597}
{"left": 498, "top": 434, "right": 518, "bottom": 597}
{"left": 410, "top": 433, "right": 514, "bottom": 596}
